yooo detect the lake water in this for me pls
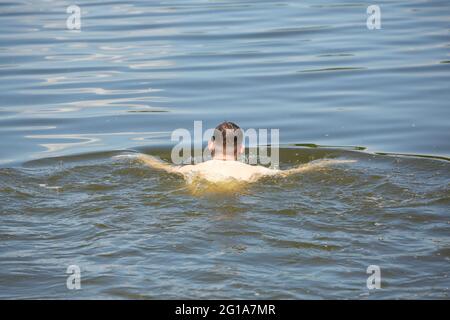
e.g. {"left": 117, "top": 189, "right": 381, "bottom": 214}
{"left": 0, "top": 0, "right": 449, "bottom": 299}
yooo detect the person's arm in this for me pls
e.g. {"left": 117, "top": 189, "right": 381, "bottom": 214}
{"left": 278, "top": 159, "right": 356, "bottom": 177}
{"left": 137, "top": 154, "right": 183, "bottom": 175}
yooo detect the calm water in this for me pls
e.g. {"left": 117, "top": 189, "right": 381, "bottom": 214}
{"left": 0, "top": 0, "right": 449, "bottom": 299}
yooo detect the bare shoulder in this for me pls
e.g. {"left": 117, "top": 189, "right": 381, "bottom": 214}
{"left": 252, "top": 164, "right": 278, "bottom": 174}
{"left": 176, "top": 160, "right": 277, "bottom": 182}
{"left": 226, "top": 161, "right": 279, "bottom": 180}
{"left": 177, "top": 164, "right": 195, "bottom": 173}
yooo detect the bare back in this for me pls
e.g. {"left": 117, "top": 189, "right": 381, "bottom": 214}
{"left": 178, "top": 160, "right": 277, "bottom": 182}
{"left": 136, "top": 154, "right": 355, "bottom": 183}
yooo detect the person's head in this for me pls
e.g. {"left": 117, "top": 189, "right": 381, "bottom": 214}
{"left": 208, "top": 121, "right": 244, "bottom": 160}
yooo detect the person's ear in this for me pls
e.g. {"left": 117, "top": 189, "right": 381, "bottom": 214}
{"left": 208, "top": 140, "right": 215, "bottom": 151}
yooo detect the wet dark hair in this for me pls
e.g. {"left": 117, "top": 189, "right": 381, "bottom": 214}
{"left": 211, "top": 121, "right": 243, "bottom": 160}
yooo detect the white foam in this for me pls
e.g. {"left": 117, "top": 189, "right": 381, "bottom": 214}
{"left": 112, "top": 153, "right": 140, "bottom": 160}
{"left": 38, "top": 184, "right": 61, "bottom": 190}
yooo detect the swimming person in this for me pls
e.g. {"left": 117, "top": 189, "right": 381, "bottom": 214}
{"left": 137, "top": 121, "right": 355, "bottom": 183}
